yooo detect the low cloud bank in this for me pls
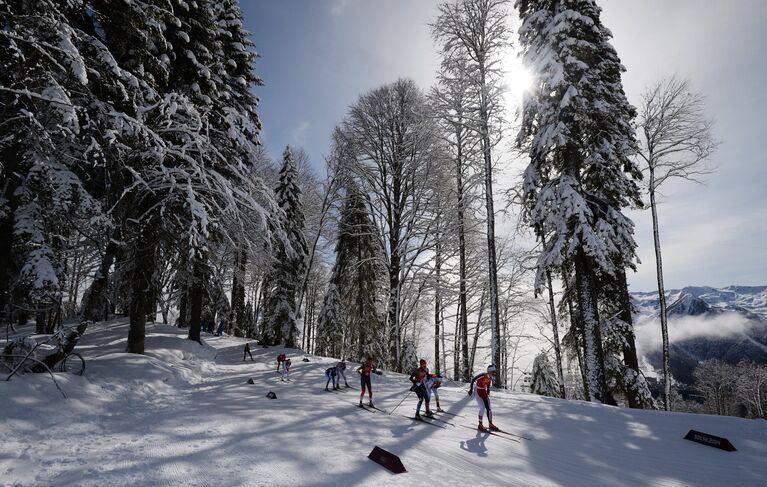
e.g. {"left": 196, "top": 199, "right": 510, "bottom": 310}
{"left": 634, "top": 311, "right": 758, "bottom": 356}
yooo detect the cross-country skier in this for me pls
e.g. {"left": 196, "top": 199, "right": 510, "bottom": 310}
{"left": 427, "top": 373, "right": 444, "bottom": 412}
{"left": 409, "top": 359, "right": 433, "bottom": 419}
{"left": 468, "top": 365, "right": 498, "bottom": 431}
{"left": 325, "top": 366, "right": 339, "bottom": 391}
{"left": 336, "top": 360, "right": 350, "bottom": 388}
{"left": 243, "top": 342, "right": 254, "bottom": 362}
{"left": 276, "top": 353, "right": 286, "bottom": 372}
{"left": 357, "top": 357, "right": 376, "bottom": 407}
{"left": 281, "top": 358, "right": 291, "bottom": 381}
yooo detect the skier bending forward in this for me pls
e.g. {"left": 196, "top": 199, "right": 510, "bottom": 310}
{"left": 468, "top": 365, "right": 499, "bottom": 431}
{"left": 357, "top": 357, "right": 376, "bottom": 407}
{"left": 337, "top": 360, "right": 350, "bottom": 388}
{"left": 325, "top": 366, "right": 339, "bottom": 391}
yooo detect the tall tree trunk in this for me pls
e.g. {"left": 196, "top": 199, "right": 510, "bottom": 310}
{"left": 649, "top": 168, "right": 671, "bottom": 411}
{"left": 479, "top": 67, "right": 502, "bottom": 388}
{"left": 302, "top": 297, "right": 308, "bottom": 350}
{"left": 0, "top": 148, "right": 21, "bottom": 323}
{"left": 565, "top": 285, "right": 588, "bottom": 400}
{"left": 440, "top": 306, "right": 448, "bottom": 378}
{"left": 574, "top": 250, "right": 608, "bottom": 403}
{"left": 255, "top": 276, "right": 267, "bottom": 338}
{"left": 388, "top": 235, "right": 402, "bottom": 372}
{"left": 82, "top": 236, "right": 119, "bottom": 322}
{"left": 434, "top": 234, "right": 442, "bottom": 375}
{"left": 453, "top": 300, "right": 461, "bottom": 380}
{"left": 178, "top": 291, "right": 188, "bottom": 328}
{"left": 187, "top": 258, "right": 205, "bottom": 344}
{"left": 617, "top": 268, "right": 643, "bottom": 408}
{"left": 455, "top": 128, "right": 471, "bottom": 382}
{"left": 231, "top": 247, "right": 247, "bottom": 337}
{"left": 229, "top": 250, "right": 240, "bottom": 334}
{"left": 128, "top": 240, "right": 155, "bottom": 354}
{"left": 545, "top": 268, "right": 566, "bottom": 398}
{"left": 36, "top": 311, "right": 46, "bottom": 334}
{"left": 469, "top": 288, "right": 487, "bottom": 374}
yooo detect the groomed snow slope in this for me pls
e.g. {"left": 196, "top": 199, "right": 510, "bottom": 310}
{"left": 2, "top": 320, "right": 765, "bottom": 487}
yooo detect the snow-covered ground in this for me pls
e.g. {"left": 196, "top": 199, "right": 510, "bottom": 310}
{"left": 2, "top": 320, "right": 765, "bottom": 487}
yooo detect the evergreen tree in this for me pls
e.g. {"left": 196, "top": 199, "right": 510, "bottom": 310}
{"left": 316, "top": 184, "right": 384, "bottom": 360}
{"left": 1, "top": 0, "right": 277, "bottom": 353}
{"left": 262, "top": 147, "right": 307, "bottom": 347}
{"left": 516, "top": 0, "right": 642, "bottom": 403}
{"left": 598, "top": 270, "right": 656, "bottom": 408}
{"left": 530, "top": 351, "right": 561, "bottom": 397}
{"left": 316, "top": 274, "right": 344, "bottom": 358}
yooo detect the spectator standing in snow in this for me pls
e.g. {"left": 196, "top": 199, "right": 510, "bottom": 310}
{"left": 336, "top": 360, "right": 349, "bottom": 388}
{"left": 357, "top": 357, "right": 377, "bottom": 407}
{"left": 325, "top": 366, "right": 338, "bottom": 391}
{"left": 243, "top": 342, "right": 254, "bottom": 361}
{"left": 409, "top": 359, "right": 433, "bottom": 419}
{"left": 281, "top": 358, "right": 291, "bottom": 381}
{"left": 468, "top": 365, "right": 499, "bottom": 431}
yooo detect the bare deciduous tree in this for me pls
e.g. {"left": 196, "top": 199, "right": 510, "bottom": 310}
{"left": 337, "top": 79, "right": 441, "bottom": 372}
{"left": 637, "top": 76, "right": 718, "bottom": 410}
{"left": 431, "top": 0, "right": 510, "bottom": 386}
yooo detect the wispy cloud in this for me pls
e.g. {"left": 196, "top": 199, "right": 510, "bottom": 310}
{"left": 290, "top": 121, "right": 310, "bottom": 147}
{"left": 330, "top": 0, "right": 348, "bottom": 17}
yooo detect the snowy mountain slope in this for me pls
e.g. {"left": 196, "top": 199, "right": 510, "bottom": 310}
{"left": 632, "top": 285, "right": 767, "bottom": 321}
{"left": 2, "top": 321, "right": 766, "bottom": 487}
{"left": 632, "top": 286, "right": 767, "bottom": 382}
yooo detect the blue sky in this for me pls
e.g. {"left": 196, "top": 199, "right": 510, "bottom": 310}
{"left": 241, "top": 0, "right": 767, "bottom": 293}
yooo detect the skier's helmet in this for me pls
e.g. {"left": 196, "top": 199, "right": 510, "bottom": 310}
{"left": 419, "top": 359, "right": 427, "bottom": 366}
{"left": 487, "top": 365, "right": 497, "bottom": 374}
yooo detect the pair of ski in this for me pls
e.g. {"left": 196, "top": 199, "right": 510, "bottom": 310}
{"left": 458, "top": 424, "right": 530, "bottom": 442}
{"left": 354, "top": 403, "right": 452, "bottom": 428}
{"left": 411, "top": 413, "right": 454, "bottom": 428}
{"left": 355, "top": 403, "right": 387, "bottom": 415}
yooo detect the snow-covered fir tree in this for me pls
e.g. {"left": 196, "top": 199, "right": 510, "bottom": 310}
{"left": 316, "top": 184, "right": 384, "bottom": 360}
{"left": 598, "top": 270, "right": 656, "bottom": 409}
{"left": 0, "top": 0, "right": 143, "bottom": 331}
{"left": 1, "top": 0, "right": 277, "bottom": 352}
{"left": 530, "top": 351, "right": 561, "bottom": 397}
{"left": 516, "top": 0, "right": 643, "bottom": 403}
{"left": 315, "top": 275, "right": 344, "bottom": 358}
{"left": 261, "top": 147, "right": 308, "bottom": 347}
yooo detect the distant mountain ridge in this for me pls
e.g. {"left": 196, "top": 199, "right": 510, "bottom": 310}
{"left": 631, "top": 285, "right": 767, "bottom": 385}
{"left": 632, "top": 285, "right": 767, "bottom": 320}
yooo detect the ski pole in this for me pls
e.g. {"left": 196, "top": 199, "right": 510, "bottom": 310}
{"left": 389, "top": 389, "right": 413, "bottom": 415}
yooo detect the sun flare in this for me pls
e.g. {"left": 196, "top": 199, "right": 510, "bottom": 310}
{"left": 503, "top": 52, "right": 535, "bottom": 101}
